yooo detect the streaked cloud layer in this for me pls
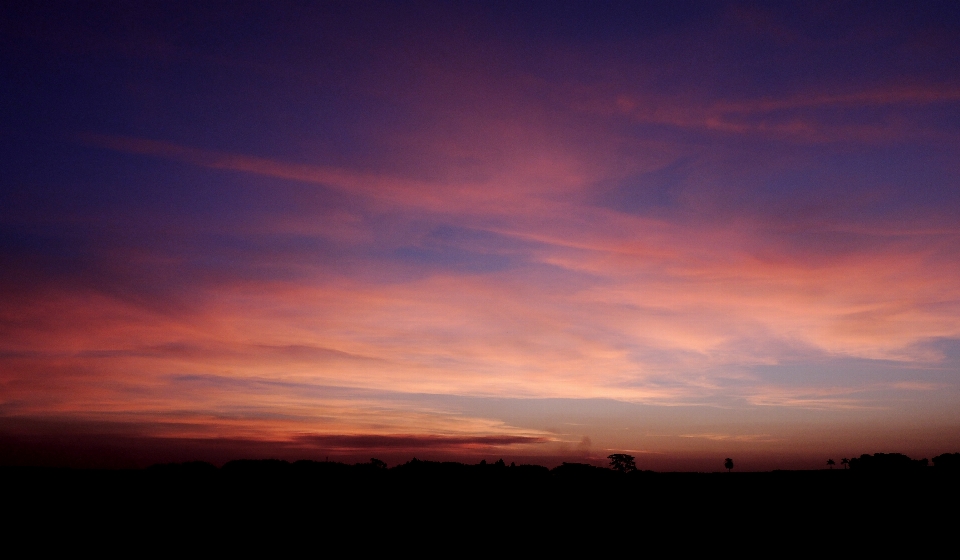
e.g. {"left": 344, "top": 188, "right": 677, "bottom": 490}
{"left": 2, "top": 1, "right": 960, "bottom": 469}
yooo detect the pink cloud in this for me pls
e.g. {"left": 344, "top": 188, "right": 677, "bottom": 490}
{"left": 7, "top": 134, "right": 960, "bottom": 419}
{"left": 603, "top": 85, "right": 960, "bottom": 142}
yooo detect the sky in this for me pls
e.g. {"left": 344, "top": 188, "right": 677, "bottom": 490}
{"left": 2, "top": 1, "right": 960, "bottom": 470}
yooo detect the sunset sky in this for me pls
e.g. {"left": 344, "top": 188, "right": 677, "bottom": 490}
{"left": 2, "top": 1, "right": 960, "bottom": 470}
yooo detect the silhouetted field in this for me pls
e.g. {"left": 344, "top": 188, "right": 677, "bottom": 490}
{"left": 6, "top": 454, "right": 960, "bottom": 548}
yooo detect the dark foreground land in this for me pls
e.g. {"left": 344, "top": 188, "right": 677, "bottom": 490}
{"left": 6, "top": 456, "right": 960, "bottom": 549}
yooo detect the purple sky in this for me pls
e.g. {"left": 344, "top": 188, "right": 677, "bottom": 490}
{"left": 2, "top": 1, "right": 960, "bottom": 470}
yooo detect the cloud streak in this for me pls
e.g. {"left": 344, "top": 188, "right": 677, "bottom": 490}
{"left": 292, "top": 433, "right": 549, "bottom": 450}
{"left": 608, "top": 84, "right": 960, "bottom": 142}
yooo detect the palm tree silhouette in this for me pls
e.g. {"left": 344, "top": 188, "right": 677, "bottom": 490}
{"left": 724, "top": 457, "right": 734, "bottom": 472}
{"left": 840, "top": 458, "right": 849, "bottom": 470}
{"left": 827, "top": 459, "right": 835, "bottom": 469}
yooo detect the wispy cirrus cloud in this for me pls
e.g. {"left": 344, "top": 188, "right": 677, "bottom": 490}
{"left": 678, "top": 433, "right": 779, "bottom": 443}
{"left": 607, "top": 84, "right": 960, "bottom": 142}
{"left": 291, "top": 433, "right": 548, "bottom": 450}
{"left": 8, "top": 134, "right": 960, "bottom": 413}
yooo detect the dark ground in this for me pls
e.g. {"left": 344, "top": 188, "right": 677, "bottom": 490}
{"left": 5, "top": 457, "right": 960, "bottom": 551}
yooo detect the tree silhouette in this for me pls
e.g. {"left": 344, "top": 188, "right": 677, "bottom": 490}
{"left": 848, "top": 453, "right": 928, "bottom": 471}
{"left": 840, "top": 458, "right": 849, "bottom": 470}
{"left": 724, "top": 457, "right": 734, "bottom": 472}
{"left": 933, "top": 453, "right": 960, "bottom": 469}
{"left": 827, "top": 459, "right": 835, "bottom": 469}
{"left": 607, "top": 453, "right": 637, "bottom": 473}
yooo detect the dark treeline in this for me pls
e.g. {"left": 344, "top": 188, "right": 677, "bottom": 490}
{"left": 139, "top": 450, "right": 960, "bottom": 477}
{"left": 6, "top": 452, "right": 960, "bottom": 547}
